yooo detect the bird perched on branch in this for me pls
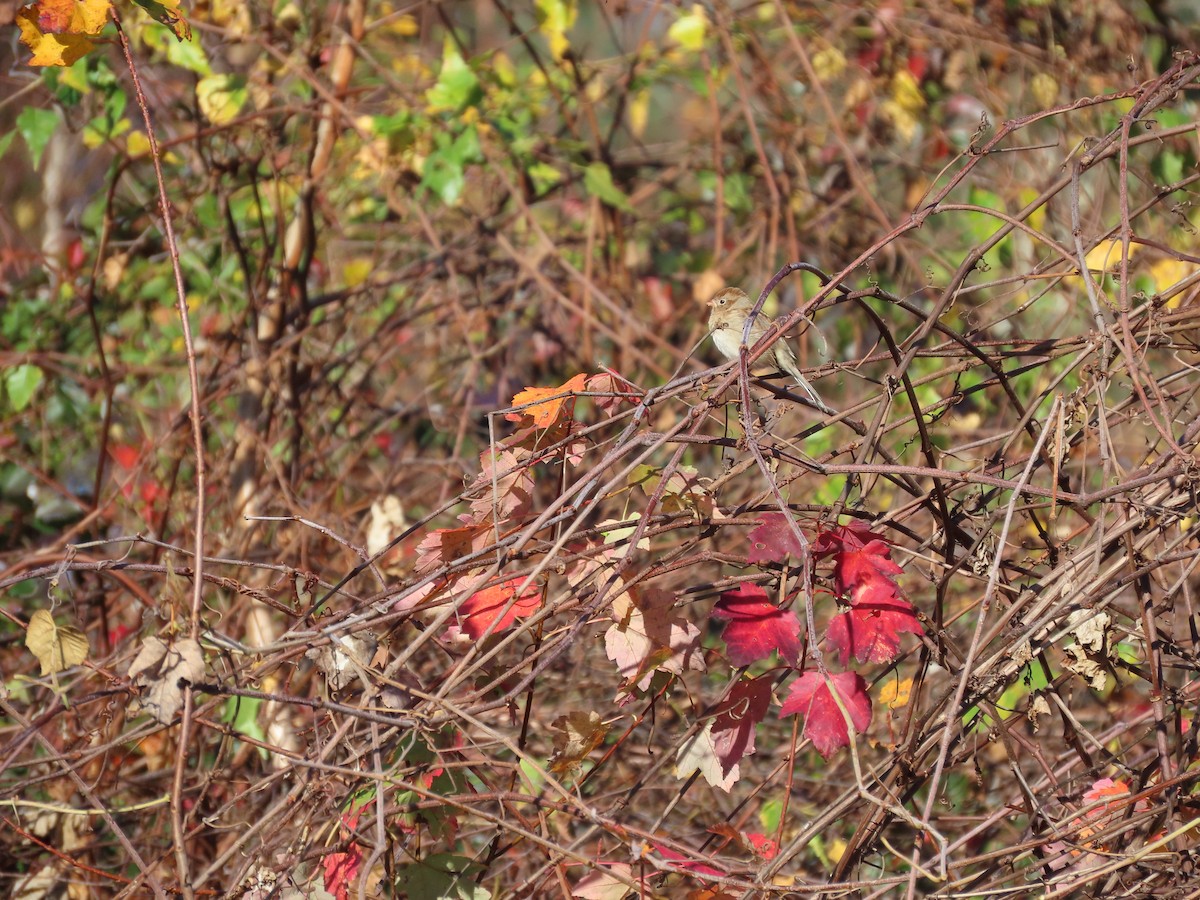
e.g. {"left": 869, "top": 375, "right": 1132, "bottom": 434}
{"left": 706, "top": 286, "right": 833, "bottom": 413}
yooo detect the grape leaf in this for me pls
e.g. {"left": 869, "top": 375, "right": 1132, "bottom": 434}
{"left": 605, "top": 587, "right": 704, "bottom": 692}
{"left": 549, "top": 710, "right": 608, "bottom": 778}
{"left": 572, "top": 863, "right": 633, "bottom": 900}
{"left": 25, "top": 609, "right": 89, "bottom": 675}
{"left": 414, "top": 521, "right": 489, "bottom": 574}
{"left": 814, "top": 522, "right": 903, "bottom": 594}
{"left": 506, "top": 373, "right": 587, "bottom": 428}
{"left": 451, "top": 577, "right": 541, "bottom": 641}
{"left": 825, "top": 579, "right": 922, "bottom": 665}
{"left": 746, "top": 512, "right": 805, "bottom": 564}
{"left": 469, "top": 447, "right": 534, "bottom": 523}
{"left": 128, "top": 636, "right": 206, "bottom": 724}
{"left": 711, "top": 584, "right": 801, "bottom": 666}
{"left": 674, "top": 721, "right": 737, "bottom": 790}
{"left": 710, "top": 675, "right": 773, "bottom": 776}
{"left": 323, "top": 805, "right": 364, "bottom": 900}
{"left": 779, "top": 671, "right": 871, "bottom": 758}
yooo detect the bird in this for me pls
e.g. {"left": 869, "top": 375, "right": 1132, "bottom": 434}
{"left": 706, "top": 286, "right": 833, "bottom": 413}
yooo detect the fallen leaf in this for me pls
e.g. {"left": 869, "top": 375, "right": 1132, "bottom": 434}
{"left": 25, "top": 609, "right": 89, "bottom": 675}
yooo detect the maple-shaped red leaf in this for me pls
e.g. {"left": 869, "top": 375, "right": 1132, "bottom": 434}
{"left": 323, "top": 805, "right": 364, "bottom": 899}
{"left": 747, "top": 512, "right": 806, "bottom": 564}
{"left": 814, "top": 522, "right": 903, "bottom": 595}
{"left": 779, "top": 671, "right": 871, "bottom": 759}
{"left": 826, "top": 579, "right": 923, "bottom": 666}
{"left": 711, "top": 675, "right": 773, "bottom": 776}
{"left": 452, "top": 577, "right": 541, "bottom": 641}
{"left": 506, "top": 373, "right": 588, "bottom": 428}
{"left": 711, "top": 584, "right": 801, "bottom": 666}
{"left": 322, "top": 844, "right": 361, "bottom": 900}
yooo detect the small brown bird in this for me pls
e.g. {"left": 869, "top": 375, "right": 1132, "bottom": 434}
{"left": 707, "top": 286, "right": 832, "bottom": 413}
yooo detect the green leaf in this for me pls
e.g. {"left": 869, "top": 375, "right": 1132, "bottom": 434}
{"left": 583, "top": 161, "right": 634, "bottom": 212}
{"left": 395, "top": 854, "right": 488, "bottom": 900}
{"left": 16, "top": 108, "right": 59, "bottom": 169}
{"left": 758, "top": 797, "right": 783, "bottom": 834}
{"left": 129, "top": 0, "right": 191, "bottom": 40}
{"left": 0, "top": 131, "right": 17, "bottom": 163}
{"left": 4, "top": 364, "right": 44, "bottom": 412}
{"left": 426, "top": 39, "right": 481, "bottom": 113}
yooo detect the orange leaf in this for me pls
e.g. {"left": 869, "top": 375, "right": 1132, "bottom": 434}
{"left": 16, "top": 4, "right": 96, "bottom": 65}
{"left": 507, "top": 373, "right": 587, "bottom": 428}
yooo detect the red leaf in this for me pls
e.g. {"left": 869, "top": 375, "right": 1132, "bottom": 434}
{"left": 322, "top": 845, "right": 361, "bottom": 900}
{"left": 746, "top": 512, "right": 805, "bottom": 564}
{"left": 454, "top": 577, "right": 541, "bottom": 641}
{"left": 711, "top": 584, "right": 801, "bottom": 666}
{"left": 711, "top": 675, "right": 773, "bottom": 776}
{"left": 744, "top": 832, "right": 778, "bottom": 860}
{"left": 110, "top": 443, "right": 141, "bottom": 469}
{"left": 825, "top": 580, "right": 923, "bottom": 665}
{"left": 779, "top": 671, "right": 871, "bottom": 758}
{"left": 814, "top": 522, "right": 903, "bottom": 595}
{"left": 322, "top": 804, "right": 364, "bottom": 900}
{"left": 651, "top": 841, "right": 726, "bottom": 877}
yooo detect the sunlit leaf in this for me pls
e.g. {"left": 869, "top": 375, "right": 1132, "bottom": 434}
{"left": 25, "top": 609, "right": 89, "bottom": 675}
{"left": 507, "top": 373, "right": 587, "bottom": 428}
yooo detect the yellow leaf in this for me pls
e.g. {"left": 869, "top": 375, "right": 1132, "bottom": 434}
{"left": 811, "top": 45, "right": 846, "bottom": 82}
{"left": 29, "top": 0, "right": 110, "bottom": 36}
{"left": 16, "top": 4, "right": 96, "bottom": 66}
{"left": 507, "top": 373, "right": 587, "bottom": 428}
{"left": 534, "top": 0, "right": 576, "bottom": 62}
{"left": 1150, "top": 257, "right": 1194, "bottom": 306}
{"left": 126, "top": 130, "right": 152, "bottom": 157}
{"left": 25, "top": 609, "right": 89, "bottom": 676}
{"left": 878, "top": 676, "right": 913, "bottom": 709}
{"left": 628, "top": 88, "right": 650, "bottom": 138}
{"left": 197, "top": 73, "right": 247, "bottom": 125}
{"left": 1017, "top": 187, "right": 1046, "bottom": 233}
{"left": 1031, "top": 72, "right": 1058, "bottom": 109}
{"left": 1084, "top": 239, "right": 1140, "bottom": 274}
{"left": 890, "top": 69, "right": 925, "bottom": 114}
{"left": 667, "top": 4, "right": 708, "bottom": 51}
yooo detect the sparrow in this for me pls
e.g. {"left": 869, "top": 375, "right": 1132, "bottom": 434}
{"left": 706, "top": 287, "right": 832, "bottom": 413}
